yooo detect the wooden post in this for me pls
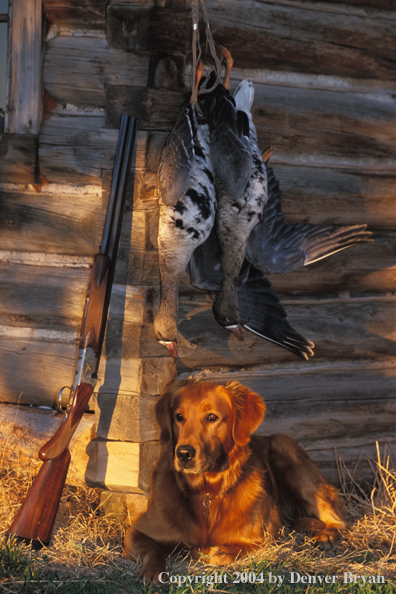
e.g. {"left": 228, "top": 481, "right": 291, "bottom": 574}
{"left": 6, "top": 0, "right": 43, "bottom": 134}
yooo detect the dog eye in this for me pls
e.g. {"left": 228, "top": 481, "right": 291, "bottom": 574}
{"left": 175, "top": 413, "right": 184, "bottom": 422}
{"left": 206, "top": 414, "right": 218, "bottom": 422}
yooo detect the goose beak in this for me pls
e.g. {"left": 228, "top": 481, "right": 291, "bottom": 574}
{"left": 226, "top": 324, "right": 244, "bottom": 341}
{"left": 160, "top": 340, "right": 179, "bottom": 359}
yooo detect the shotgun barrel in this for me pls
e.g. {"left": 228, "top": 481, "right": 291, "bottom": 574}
{"left": 7, "top": 115, "right": 138, "bottom": 544}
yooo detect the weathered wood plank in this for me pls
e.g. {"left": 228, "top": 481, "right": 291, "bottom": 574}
{"left": 0, "top": 403, "right": 96, "bottom": 486}
{"left": 182, "top": 360, "right": 396, "bottom": 433}
{"left": 0, "top": 260, "right": 157, "bottom": 336}
{"left": 0, "top": 263, "right": 89, "bottom": 330}
{"left": 0, "top": 177, "right": 156, "bottom": 256}
{"left": 250, "top": 82, "right": 396, "bottom": 167}
{"left": 320, "top": 0, "right": 395, "bottom": 9}
{"left": 0, "top": 332, "right": 176, "bottom": 406}
{"left": 0, "top": 338, "right": 77, "bottom": 406}
{"left": 44, "top": 35, "right": 150, "bottom": 106}
{"left": 148, "top": 1, "right": 396, "bottom": 81}
{"left": 0, "top": 185, "right": 105, "bottom": 255}
{"left": 43, "top": 0, "right": 107, "bottom": 30}
{"left": 6, "top": 0, "right": 43, "bottom": 134}
{"left": 266, "top": 164, "right": 396, "bottom": 231}
{"left": 39, "top": 116, "right": 148, "bottom": 183}
{"left": 304, "top": 437, "right": 396, "bottom": 486}
{"left": 43, "top": 0, "right": 155, "bottom": 30}
{"left": 7, "top": 264, "right": 395, "bottom": 364}
{"left": 174, "top": 296, "right": 396, "bottom": 367}
{"left": 105, "top": 81, "right": 396, "bottom": 167}
{"left": 0, "top": 135, "right": 37, "bottom": 183}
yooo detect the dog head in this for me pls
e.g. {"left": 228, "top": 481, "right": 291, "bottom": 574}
{"left": 155, "top": 380, "right": 266, "bottom": 474}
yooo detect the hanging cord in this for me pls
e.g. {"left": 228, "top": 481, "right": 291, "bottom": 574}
{"left": 190, "top": 0, "right": 223, "bottom": 104}
{"left": 198, "top": 0, "right": 222, "bottom": 94}
{"left": 190, "top": 0, "right": 201, "bottom": 106}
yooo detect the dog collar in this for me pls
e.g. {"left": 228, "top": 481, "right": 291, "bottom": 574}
{"left": 203, "top": 493, "right": 212, "bottom": 508}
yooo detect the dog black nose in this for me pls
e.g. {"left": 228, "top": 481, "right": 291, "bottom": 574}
{"left": 176, "top": 445, "right": 196, "bottom": 463}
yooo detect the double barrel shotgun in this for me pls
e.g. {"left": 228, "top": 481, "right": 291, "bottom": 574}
{"left": 7, "top": 115, "right": 138, "bottom": 545}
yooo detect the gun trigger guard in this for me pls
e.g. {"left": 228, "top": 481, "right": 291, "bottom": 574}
{"left": 56, "top": 386, "right": 73, "bottom": 417}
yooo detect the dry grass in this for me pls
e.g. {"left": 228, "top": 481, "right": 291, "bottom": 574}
{"left": 0, "top": 445, "right": 395, "bottom": 592}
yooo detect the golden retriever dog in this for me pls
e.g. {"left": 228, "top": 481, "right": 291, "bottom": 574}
{"left": 124, "top": 380, "right": 347, "bottom": 582}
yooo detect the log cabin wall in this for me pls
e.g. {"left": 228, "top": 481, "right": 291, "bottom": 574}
{"left": 0, "top": 0, "right": 395, "bottom": 510}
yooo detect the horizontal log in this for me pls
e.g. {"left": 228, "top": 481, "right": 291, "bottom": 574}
{"left": 266, "top": 164, "right": 396, "bottom": 231}
{"left": 0, "top": 403, "right": 96, "bottom": 486}
{"left": 0, "top": 184, "right": 105, "bottom": 255}
{"left": 0, "top": 254, "right": 394, "bottom": 364}
{"left": 0, "top": 176, "right": 157, "bottom": 256}
{"left": 182, "top": 359, "right": 396, "bottom": 424}
{"left": 44, "top": 35, "right": 150, "bottom": 107}
{"left": 129, "top": 233, "right": 395, "bottom": 296}
{"left": 0, "top": 135, "right": 37, "bottom": 184}
{"left": 39, "top": 116, "right": 148, "bottom": 183}
{"left": 250, "top": 82, "right": 396, "bottom": 167}
{"left": 174, "top": 295, "right": 396, "bottom": 366}
{"left": 148, "top": 1, "right": 396, "bottom": 81}
{"left": 303, "top": 437, "right": 396, "bottom": 486}
{"left": 43, "top": 0, "right": 156, "bottom": 30}
{"left": 0, "top": 331, "right": 176, "bottom": 406}
{"left": 0, "top": 269, "right": 150, "bottom": 332}
{"left": 43, "top": 0, "right": 107, "bottom": 30}
{"left": 105, "top": 81, "right": 396, "bottom": 168}
{"left": 0, "top": 263, "right": 89, "bottom": 331}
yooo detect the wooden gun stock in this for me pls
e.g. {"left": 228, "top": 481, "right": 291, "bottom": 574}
{"left": 7, "top": 449, "right": 71, "bottom": 545}
{"left": 7, "top": 115, "right": 138, "bottom": 545}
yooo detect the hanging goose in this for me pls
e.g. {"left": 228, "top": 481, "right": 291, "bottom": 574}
{"left": 153, "top": 62, "right": 216, "bottom": 358}
{"left": 199, "top": 50, "right": 267, "bottom": 339}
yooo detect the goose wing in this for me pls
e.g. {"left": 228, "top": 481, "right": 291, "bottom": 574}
{"left": 237, "top": 267, "right": 314, "bottom": 360}
{"left": 246, "top": 163, "right": 373, "bottom": 274}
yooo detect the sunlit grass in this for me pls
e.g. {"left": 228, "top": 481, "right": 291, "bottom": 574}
{"left": 0, "top": 445, "right": 395, "bottom": 593}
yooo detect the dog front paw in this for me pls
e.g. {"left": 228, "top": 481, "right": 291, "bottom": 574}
{"left": 138, "top": 566, "right": 164, "bottom": 584}
{"left": 313, "top": 527, "right": 341, "bottom": 549}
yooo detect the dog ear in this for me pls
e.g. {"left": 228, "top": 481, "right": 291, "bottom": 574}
{"left": 155, "top": 380, "right": 188, "bottom": 445}
{"left": 226, "top": 381, "right": 266, "bottom": 446}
